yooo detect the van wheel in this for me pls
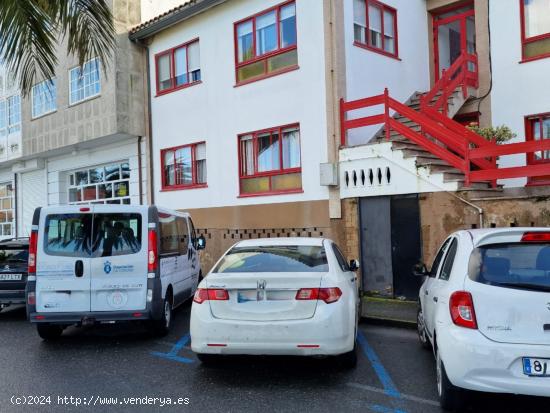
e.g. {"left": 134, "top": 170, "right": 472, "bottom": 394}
{"left": 150, "top": 297, "right": 173, "bottom": 337}
{"left": 37, "top": 324, "right": 63, "bottom": 340}
{"left": 417, "top": 307, "right": 431, "bottom": 350}
{"left": 437, "top": 348, "right": 465, "bottom": 411}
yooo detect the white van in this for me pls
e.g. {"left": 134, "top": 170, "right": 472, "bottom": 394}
{"left": 25, "top": 205, "right": 205, "bottom": 340}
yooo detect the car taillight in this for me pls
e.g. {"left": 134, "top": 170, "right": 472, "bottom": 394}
{"left": 450, "top": 291, "right": 477, "bottom": 329}
{"left": 521, "top": 232, "right": 550, "bottom": 242}
{"left": 193, "top": 288, "right": 229, "bottom": 304}
{"left": 28, "top": 230, "right": 38, "bottom": 274}
{"left": 295, "top": 287, "right": 342, "bottom": 304}
{"left": 27, "top": 292, "right": 36, "bottom": 306}
{"left": 148, "top": 229, "right": 158, "bottom": 272}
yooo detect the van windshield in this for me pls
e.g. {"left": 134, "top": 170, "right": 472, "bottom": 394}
{"left": 468, "top": 243, "right": 550, "bottom": 292}
{"left": 213, "top": 245, "right": 329, "bottom": 273}
{"left": 44, "top": 213, "right": 142, "bottom": 257}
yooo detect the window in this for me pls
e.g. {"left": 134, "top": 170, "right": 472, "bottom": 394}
{"left": 353, "top": 0, "right": 398, "bottom": 58}
{"left": 69, "top": 58, "right": 101, "bottom": 105}
{"left": 430, "top": 238, "right": 451, "bottom": 277}
{"left": 44, "top": 214, "right": 92, "bottom": 257}
{"left": 32, "top": 79, "right": 57, "bottom": 118}
{"left": 239, "top": 124, "right": 302, "bottom": 196}
{"left": 7, "top": 95, "right": 20, "bottom": 133}
{"left": 0, "top": 183, "right": 14, "bottom": 237}
{"left": 93, "top": 213, "right": 142, "bottom": 257}
{"left": 235, "top": 1, "right": 298, "bottom": 84}
{"left": 155, "top": 39, "right": 201, "bottom": 95}
{"left": 0, "top": 100, "right": 6, "bottom": 137}
{"left": 525, "top": 112, "right": 550, "bottom": 185}
{"left": 158, "top": 214, "right": 189, "bottom": 255}
{"left": 439, "top": 239, "right": 458, "bottom": 281}
{"left": 68, "top": 162, "right": 131, "bottom": 204}
{"left": 332, "top": 244, "right": 351, "bottom": 272}
{"left": 213, "top": 245, "right": 329, "bottom": 273}
{"left": 161, "top": 142, "right": 207, "bottom": 190}
{"left": 520, "top": 0, "right": 550, "bottom": 61}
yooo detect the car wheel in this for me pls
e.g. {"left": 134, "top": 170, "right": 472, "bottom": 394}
{"left": 149, "top": 296, "right": 173, "bottom": 337}
{"left": 37, "top": 324, "right": 63, "bottom": 341}
{"left": 196, "top": 353, "right": 219, "bottom": 365}
{"left": 417, "top": 307, "right": 431, "bottom": 350}
{"left": 436, "top": 348, "right": 465, "bottom": 412}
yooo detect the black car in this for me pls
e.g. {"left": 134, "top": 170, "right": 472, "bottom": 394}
{"left": 0, "top": 238, "right": 29, "bottom": 312}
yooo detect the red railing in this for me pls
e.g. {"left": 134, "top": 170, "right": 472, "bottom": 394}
{"left": 420, "top": 52, "right": 478, "bottom": 116}
{"left": 340, "top": 88, "right": 550, "bottom": 186}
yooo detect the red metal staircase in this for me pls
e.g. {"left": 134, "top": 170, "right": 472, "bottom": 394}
{"left": 340, "top": 52, "right": 550, "bottom": 187}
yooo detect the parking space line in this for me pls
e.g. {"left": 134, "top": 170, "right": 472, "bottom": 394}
{"left": 367, "top": 404, "right": 407, "bottom": 413}
{"left": 151, "top": 333, "right": 194, "bottom": 364}
{"left": 357, "top": 330, "right": 401, "bottom": 399}
{"left": 347, "top": 383, "right": 440, "bottom": 408}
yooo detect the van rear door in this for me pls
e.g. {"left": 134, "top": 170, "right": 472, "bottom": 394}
{"left": 89, "top": 206, "right": 147, "bottom": 312}
{"left": 36, "top": 207, "right": 92, "bottom": 313}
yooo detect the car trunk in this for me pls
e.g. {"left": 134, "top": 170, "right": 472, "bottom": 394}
{"left": 205, "top": 272, "right": 324, "bottom": 321}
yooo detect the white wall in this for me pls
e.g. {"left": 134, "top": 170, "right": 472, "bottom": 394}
{"left": 490, "top": 0, "right": 550, "bottom": 187}
{"left": 140, "top": 0, "right": 191, "bottom": 22}
{"left": 343, "top": 0, "right": 430, "bottom": 146}
{"left": 149, "top": 0, "right": 329, "bottom": 210}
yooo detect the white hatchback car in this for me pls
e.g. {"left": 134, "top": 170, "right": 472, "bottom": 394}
{"left": 415, "top": 228, "right": 550, "bottom": 411}
{"left": 190, "top": 238, "right": 360, "bottom": 366}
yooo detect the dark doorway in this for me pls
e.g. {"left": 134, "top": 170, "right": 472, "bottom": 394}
{"left": 359, "top": 195, "right": 422, "bottom": 300}
{"left": 390, "top": 195, "right": 422, "bottom": 298}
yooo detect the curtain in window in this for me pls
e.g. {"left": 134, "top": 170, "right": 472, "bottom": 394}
{"left": 164, "top": 150, "right": 175, "bottom": 186}
{"left": 174, "top": 47, "right": 188, "bottom": 86}
{"left": 158, "top": 54, "right": 171, "bottom": 90}
{"left": 524, "top": 0, "right": 550, "bottom": 38}
{"left": 282, "top": 128, "right": 300, "bottom": 169}
{"left": 256, "top": 11, "right": 277, "bottom": 56}
{"left": 368, "top": 4, "right": 382, "bottom": 47}
{"left": 383, "top": 10, "right": 395, "bottom": 53}
{"left": 280, "top": 3, "right": 297, "bottom": 48}
{"left": 237, "top": 21, "right": 254, "bottom": 62}
{"left": 257, "top": 132, "right": 279, "bottom": 172}
{"left": 240, "top": 135, "right": 254, "bottom": 175}
{"left": 175, "top": 147, "right": 192, "bottom": 185}
{"left": 353, "top": 0, "right": 367, "bottom": 43}
{"left": 187, "top": 41, "right": 201, "bottom": 82}
{"left": 195, "top": 143, "right": 207, "bottom": 184}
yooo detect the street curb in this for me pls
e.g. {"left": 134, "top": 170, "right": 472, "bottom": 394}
{"left": 361, "top": 316, "right": 417, "bottom": 330}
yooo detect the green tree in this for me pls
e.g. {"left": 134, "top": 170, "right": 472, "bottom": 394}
{"left": 0, "top": 0, "right": 115, "bottom": 96}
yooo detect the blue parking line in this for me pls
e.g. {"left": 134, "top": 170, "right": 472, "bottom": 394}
{"left": 357, "top": 330, "right": 402, "bottom": 399}
{"left": 151, "top": 333, "right": 194, "bottom": 364}
{"left": 368, "top": 404, "right": 407, "bottom": 413}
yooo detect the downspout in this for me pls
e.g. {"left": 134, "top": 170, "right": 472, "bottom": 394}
{"left": 137, "top": 135, "right": 143, "bottom": 204}
{"left": 13, "top": 173, "right": 18, "bottom": 238}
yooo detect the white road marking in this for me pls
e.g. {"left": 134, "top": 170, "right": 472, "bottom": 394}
{"left": 347, "top": 382, "right": 440, "bottom": 407}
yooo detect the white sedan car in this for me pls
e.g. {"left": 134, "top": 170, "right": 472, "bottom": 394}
{"left": 191, "top": 238, "right": 360, "bottom": 366}
{"left": 415, "top": 228, "right": 550, "bottom": 411}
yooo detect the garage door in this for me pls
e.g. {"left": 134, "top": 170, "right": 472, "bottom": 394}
{"left": 19, "top": 169, "right": 47, "bottom": 237}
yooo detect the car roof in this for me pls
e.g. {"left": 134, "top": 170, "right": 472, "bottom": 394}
{"left": 233, "top": 237, "right": 326, "bottom": 248}
{"left": 456, "top": 227, "right": 549, "bottom": 246}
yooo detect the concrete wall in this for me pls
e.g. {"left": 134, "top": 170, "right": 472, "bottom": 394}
{"left": 489, "top": 0, "right": 550, "bottom": 187}
{"left": 343, "top": 0, "right": 430, "bottom": 146}
{"left": 141, "top": 0, "right": 190, "bottom": 21}
{"left": 149, "top": 0, "right": 330, "bottom": 210}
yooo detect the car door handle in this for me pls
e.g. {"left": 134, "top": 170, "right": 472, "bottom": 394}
{"left": 75, "top": 260, "right": 84, "bottom": 278}
{"left": 433, "top": 296, "right": 438, "bottom": 303}
{"left": 425, "top": 290, "right": 429, "bottom": 295}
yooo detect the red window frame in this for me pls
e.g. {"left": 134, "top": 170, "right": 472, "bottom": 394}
{"left": 233, "top": 0, "right": 298, "bottom": 86}
{"left": 354, "top": 0, "right": 399, "bottom": 59}
{"left": 160, "top": 141, "right": 207, "bottom": 191}
{"left": 525, "top": 112, "right": 550, "bottom": 185}
{"left": 519, "top": 0, "right": 550, "bottom": 63}
{"left": 155, "top": 38, "right": 201, "bottom": 96}
{"left": 238, "top": 123, "right": 302, "bottom": 197}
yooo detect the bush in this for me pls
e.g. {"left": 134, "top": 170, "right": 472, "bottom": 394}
{"left": 466, "top": 124, "right": 516, "bottom": 144}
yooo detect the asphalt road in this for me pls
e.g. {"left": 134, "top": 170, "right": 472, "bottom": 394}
{"left": 0, "top": 304, "right": 547, "bottom": 413}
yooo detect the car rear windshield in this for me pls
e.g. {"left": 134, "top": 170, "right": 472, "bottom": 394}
{"left": 213, "top": 245, "right": 329, "bottom": 273}
{"left": 0, "top": 248, "right": 29, "bottom": 265}
{"left": 44, "top": 213, "right": 142, "bottom": 257}
{"left": 468, "top": 243, "right": 550, "bottom": 292}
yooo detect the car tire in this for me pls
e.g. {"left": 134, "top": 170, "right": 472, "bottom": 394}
{"left": 149, "top": 296, "right": 173, "bottom": 337}
{"left": 196, "top": 353, "right": 219, "bottom": 365}
{"left": 417, "top": 307, "right": 431, "bottom": 350}
{"left": 436, "top": 348, "right": 465, "bottom": 412}
{"left": 37, "top": 324, "right": 63, "bottom": 340}
{"left": 339, "top": 342, "right": 358, "bottom": 368}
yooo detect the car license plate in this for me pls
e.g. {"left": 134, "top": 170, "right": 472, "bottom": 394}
{"left": 523, "top": 357, "right": 550, "bottom": 377}
{"left": 0, "top": 273, "right": 22, "bottom": 281}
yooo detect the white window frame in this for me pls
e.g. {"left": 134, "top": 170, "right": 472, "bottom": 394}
{"left": 32, "top": 79, "right": 57, "bottom": 119}
{"left": 7, "top": 95, "right": 20, "bottom": 134}
{"left": 69, "top": 58, "right": 101, "bottom": 106}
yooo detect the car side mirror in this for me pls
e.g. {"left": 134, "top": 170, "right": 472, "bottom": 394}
{"left": 197, "top": 235, "right": 206, "bottom": 250}
{"left": 412, "top": 262, "right": 429, "bottom": 277}
{"left": 349, "top": 259, "right": 360, "bottom": 271}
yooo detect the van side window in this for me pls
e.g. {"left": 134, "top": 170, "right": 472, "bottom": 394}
{"left": 176, "top": 217, "right": 189, "bottom": 255}
{"left": 44, "top": 214, "right": 92, "bottom": 257}
{"left": 159, "top": 214, "right": 179, "bottom": 255}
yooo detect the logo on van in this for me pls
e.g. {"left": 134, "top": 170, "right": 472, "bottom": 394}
{"left": 104, "top": 261, "right": 112, "bottom": 274}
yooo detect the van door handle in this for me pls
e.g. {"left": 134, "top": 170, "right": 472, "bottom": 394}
{"left": 433, "top": 296, "right": 438, "bottom": 303}
{"left": 75, "top": 260, "right": 84, "bottom": 278}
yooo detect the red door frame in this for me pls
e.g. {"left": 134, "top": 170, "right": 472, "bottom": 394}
{"left": 432, "top": 1, "right": 475, "bottom": 82}
{"left": 525, "top": 113, "right": 550, "bottom": 186}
